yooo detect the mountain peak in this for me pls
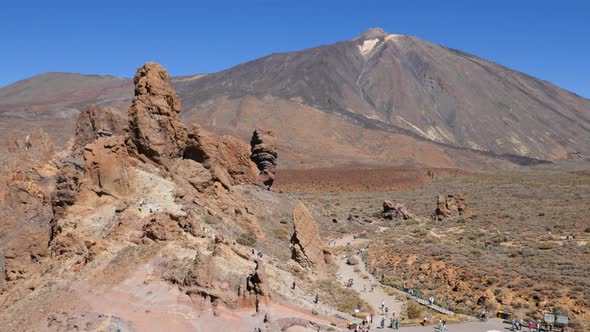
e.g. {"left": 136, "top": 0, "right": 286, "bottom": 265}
{"left": 353, "top": 28, "right": 390, "bottom": 41}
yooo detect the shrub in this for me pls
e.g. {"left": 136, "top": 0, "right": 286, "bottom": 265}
{"left": 538, "top": 243, "right": 553, "bottom": 250}
{"left": 236, "top": 232, "right": 257, "bottom": 246}
{"left": 406, "top": 301, "right": 423, "bottom": 319}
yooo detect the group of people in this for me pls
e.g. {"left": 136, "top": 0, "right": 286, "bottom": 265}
{"left": 437, "top": 319, "right": 448, "bottom": 331}
{"left": 510, "top": 318, "right": 563, "bottom": 332}
{"left": 351, "top": 314, "right": 399, "bottom": 331}
{"left": 138, "top": 198, "right": 160, "bottom": 214}
{"left": 250, "top": 247, "right": 264, "bottom": 259}
{"left": 406, "top": 287, "right": 420, "bottom": 298}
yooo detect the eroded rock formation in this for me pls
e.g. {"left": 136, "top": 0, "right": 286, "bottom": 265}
{"left": 127, "top": 62, "right": 187, "bottom": 164}
{"left": 432, "top": 193, "right": 467, "bottom": 220}
{"left": 290, "top": 203, "right": 327, "bottom": 273}
{"left": 81, "top": 136, "right": 133, "bottom": 198}
{"left": 0, "top": 130, "right": 55, "bottom": 292}
{"left": 382, "top": 200, "right": 413, "bottom": 220}
{"left": 250, "top": 129, "right": 277, "bottom": 189}
{"left": 73, "top": 105, "right": 126, "bottom": 155}
{"left": 185, "top": 124, "right": 257, "bottom": 187}
{"left": 246, "top": 259, "right": 268, "bottom": 297}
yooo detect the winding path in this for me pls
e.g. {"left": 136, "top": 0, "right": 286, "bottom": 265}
{"left": 332, "top": 234, "right": 509, "bottom": 331}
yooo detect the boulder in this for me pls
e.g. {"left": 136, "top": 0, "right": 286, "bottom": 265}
{"left": 250, "top": 129, "right": 278, "bottom": 189}
{"left": 127, "top": 62, "right": 187, "bottom": 164}
{"left": 382, "top": 200, "right": 413, "bottom": 220}
{"left": 432, "top": 193, "right": 467, "bottom": 220}
{"left": 290, "top": 203, "right": 327, "bottom": 273}
{"left": 346, "top": 257, "right": 359, "bottom": 265}
{"left": 142, "top": 213, "right": 184, "bottom": 242}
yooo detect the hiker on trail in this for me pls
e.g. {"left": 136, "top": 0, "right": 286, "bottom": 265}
{"left": 481, "top": 308, "right": 488, "bottom": 321}
{"left": 370, "top": 285, "right": 374, "bottom": 292}
{"left": 394, "top": 318, "right": 399, "bottom": 330}
{"left": 314, "top": 294, "right": 319, "bottom": 304}
{"left": 442, "top": 319, "right": 447, "bottom": 331}
{"left": 439, "top": 319, "right": 443, "bottom": 330}
{"left": 381, "top": 299, "right": 385, "bottom": 310}
{"left": 380, "top": 317, "right": 385, "bottom": 328}
{"left": 528, "top": 321, "right": 534, "bottom": 331}
{"left": 292, "top": 281, "right": 296, "bottom": 289}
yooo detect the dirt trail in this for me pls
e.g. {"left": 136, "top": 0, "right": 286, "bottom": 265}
{"left": 333, "top": 235, "right": 403, "bottom": 328}
{"left": 332, "top": 234, "right": 509, "bottom": 331}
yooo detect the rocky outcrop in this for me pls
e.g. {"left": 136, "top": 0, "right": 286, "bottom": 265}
{"left": 73, "top": 105, "right": 126, "bottom": 155}
{"left": 127, "top": 62, "right": 187, "bottom": 165}
{"left": 50, "top": 161, "right": 82, "bottom": 228}
{"left": 142, "top": 213, "right": 198, "bottom": 242}
{"left": 0, "top": 164, "right": 54, "bottom": 289}
{"left": 2, "top": 128, "right": 55, "bottom": 170}
{"left": 246, "top": 259, "right": 268, "bottom": 297}
{"left": 52, "top": 107, "right": 124, "bottom": 225}
{"left": 250, "top": 129, "right": 277, "bottom": 189}
{"left": 290, "top": 203, "right": 327, "bottom": 273}
{"left": 184, "top": 124, "right": 258, "bottom": 187}
{"left": 0, "top": 129, "right": 55, "bottom": 291}
{"left": 432, "top": 193, "right": 467, "bottom": 220}
{"left": 382, "top": 200, "right": 413, "bottom": 220}
{"left": 81, "top": 136, "right": 133, "bottom": 198}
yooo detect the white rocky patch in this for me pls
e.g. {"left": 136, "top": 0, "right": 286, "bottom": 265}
{"left": 508, "top": 133, "right": 530, "bottom": 155}
{"left": 396, "top": 116, "right": 429, "bottom": 138}
{"left": 425, "top": 126, "right": 454, "bottom": 143}
{"left": 384, "top": 34, "right": 403, "bottom": 42}
{"left": 358, "top": 38, "right": 379, "bottom": 56}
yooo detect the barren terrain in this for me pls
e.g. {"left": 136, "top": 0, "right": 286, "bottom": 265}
{"left": 293, "top": 162, "right": 590, "bottom": 330}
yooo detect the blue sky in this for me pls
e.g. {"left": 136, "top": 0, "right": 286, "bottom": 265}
{"left": 1, "top": 0, "right": 588, "bottom": 97}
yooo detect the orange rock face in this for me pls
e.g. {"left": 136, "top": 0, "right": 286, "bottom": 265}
{"left": 81, "top": 136, "right": 133, "bottom": 198}
{"left": 185, "top": 124, "right": 258, "bottom": 187}
{"left": 127, "top": 62, "right": 187, "bottom": 164}
{"left": 290, "top": 203, "right": 327, "bottom": 273}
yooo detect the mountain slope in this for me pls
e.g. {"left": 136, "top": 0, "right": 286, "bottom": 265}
{"left": 1, "top": 28, "right": 589, "bottom": 164}
{"left": 175, "top": 28, "right": 590, "bottom": 160}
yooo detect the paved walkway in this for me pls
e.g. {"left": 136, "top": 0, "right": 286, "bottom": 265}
{"left": 397, "top": 318, "right": 507, "bottom": 332}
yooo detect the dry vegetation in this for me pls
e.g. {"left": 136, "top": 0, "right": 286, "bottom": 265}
{"left": 293, "top": 163, "right": 590, "bottom": 330}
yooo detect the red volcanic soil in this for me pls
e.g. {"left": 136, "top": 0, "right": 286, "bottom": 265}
{"left": 274, "top": 166, "right": 468, "bottom": 192}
